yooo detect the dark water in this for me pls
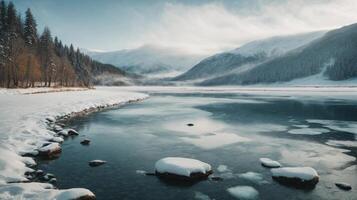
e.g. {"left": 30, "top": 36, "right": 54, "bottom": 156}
{"left": 38, "top": 92, "right": 357, "bottom": 200}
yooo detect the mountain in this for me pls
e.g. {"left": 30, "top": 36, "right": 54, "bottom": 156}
{"left": 173, "top": 31, "right": 326, "bottom": 82}
{"left": 85, "top": 45, "right": 205, "bottom": 77}
{"left": 200, "top": 23, "right": 357, "bottom": 85}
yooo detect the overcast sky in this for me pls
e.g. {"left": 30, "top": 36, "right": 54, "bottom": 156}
{"left": 11, "top": 0, "right": 357, "bottom": 55}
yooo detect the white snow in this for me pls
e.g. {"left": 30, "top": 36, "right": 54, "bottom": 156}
{"left": 227, "top": 186, "right": 259, "bottom": 200}
{"left": 155, "top": 157, "right": 211, "bottom": 177}
{"left": 271, "top": 167, "right": 318, "bottom": 181}
{"left": 288, "top": 128, "right": 330, "bottom": 135}
{"left": 38, "top": 143, "right": 61, "bottom": 154}
{"left": 217, "top": 164, "right": 229, "bottom": 173}
{"left": 238, "top": 172, "right": 267, "bottom": 184}
{"left": 259, "top": 158, "right": 281, "bottom": 168}
{"left": 0, "top": 87, "right": 148, "bottom": 199}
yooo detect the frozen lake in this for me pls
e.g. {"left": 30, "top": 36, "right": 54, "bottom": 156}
{"left": 38, "top": 91, "right": 357, "bottom": 199}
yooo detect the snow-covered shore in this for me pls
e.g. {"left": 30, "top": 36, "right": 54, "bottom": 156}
{"left": 0, "top": 87, "right": 148, "bottom": 199}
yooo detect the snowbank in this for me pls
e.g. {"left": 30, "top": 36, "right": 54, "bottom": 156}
{"left": 0, "top": 87, "right": 148, "bottom": 199}
{"left": 155, "top": 157, "right": 212, "bottom": 179}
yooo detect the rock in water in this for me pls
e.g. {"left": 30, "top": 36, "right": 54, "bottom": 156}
{"left": 187, "top": 123, "right": 194, "bottom": 126}
{"left": 89, "top": 160, "right": 106, "bottom": 167}
{"left": 80, "top": 139, "right": 91, "bottom": 145}
{"left": 54, "top": 188, "right": 96, "bottom": 200}
{"left": 38, "top": 143, "right": 62, "bottom": 158}
{"left": 49, "top": 178, "right": 57, "bottom": 184}
{"left": 155, "top": 157, "right": 212, "bottom": 181}
{"left": 259, "top": 158, "right": 281, "bottom": 168}
{"left": 68, "top": 129, "right": 79, "bottom": 136}
{"left": 335, "top": 182, "right": 352, "bottom": 190}
{"left": 271, "top": 167, "right": 319, "bottom": 188}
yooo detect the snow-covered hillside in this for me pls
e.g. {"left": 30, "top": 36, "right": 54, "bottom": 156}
{"left": 174, "top": 31, "right": 326, "bottom": 81}
{"left": 85, "top": 44, "right": 206, "bottom": 76}
{"left": 230, "top": 31, "right": 326, "bottom": 57}
{"left": 0, "top": 87, "right": 148, "bottom": 199}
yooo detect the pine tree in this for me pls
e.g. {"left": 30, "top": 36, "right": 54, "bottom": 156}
{"left": 24, "top": 8, "right": 37, "bottom": 45}
{"left": 0, "top": 0, "right": 7, "bottom": 31}
{"left": 39, "top": 27, "right": 55, "bottom": 86}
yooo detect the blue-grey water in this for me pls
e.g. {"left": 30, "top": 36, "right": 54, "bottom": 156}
{"left": 38, "top": 92, "right": 357, "bottom": 200}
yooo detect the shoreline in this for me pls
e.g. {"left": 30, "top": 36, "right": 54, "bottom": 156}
{"left": 0, "top": 88, "right": 149, "bottom": 199}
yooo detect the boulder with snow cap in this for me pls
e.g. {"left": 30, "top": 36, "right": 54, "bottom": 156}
{"left": 38, "top": 143, "right": 62, "bottom": 158}
{"left": 80, "top": 139, "right": 91, "bottom": 145}
{"left": 260, "top": 158, "right": 281, "bottom": 168}
{"left": 89, "top": 160, "right": 106, "bottom": 167}
{"left": 335, "top": 182, "right": 352, "bottom": 190}
{"left": 155, "top": 157, "right": 212, "bottom": 181}
{"left": 271, "top": 167, "right": 319, "bottom": 188}
{"left": 53, "top": 125, "right": 63, "bottom": 132}
{"left": 68, "top": 129, "right": 79, "bottom": 136}
{"left": 54, "top": 188, "right": 96, "bottom": 200}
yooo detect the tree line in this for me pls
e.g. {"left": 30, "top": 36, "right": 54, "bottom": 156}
{"left": 0, "top": 1, "right": 124, "bottom": 88}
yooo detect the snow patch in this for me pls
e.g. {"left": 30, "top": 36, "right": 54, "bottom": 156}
{"left": 288, "top": 128, "right": 330, "bottom": 135}
{"left": 155, "top": 157, "right": 211, "bottom": 177}
{"left": 227, "top": 186, "right": 259, "bottom": 200}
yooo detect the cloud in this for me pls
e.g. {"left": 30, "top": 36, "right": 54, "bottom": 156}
{"left": 142, "top": 0, "right": 357, "bottom": 55}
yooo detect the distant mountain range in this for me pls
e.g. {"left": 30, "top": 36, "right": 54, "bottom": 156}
{"left": 172, "top": 23, "right": 357, "bottom": 85}
{"left": 85, "top": 45, "right": 206, "bottom": 77}
{"left": 173, "top": 30, "right": 327, "bottom": 83}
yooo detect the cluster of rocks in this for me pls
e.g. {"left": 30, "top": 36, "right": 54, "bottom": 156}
{"left": 24, "top": 170, "right": 57, "bottom": 185}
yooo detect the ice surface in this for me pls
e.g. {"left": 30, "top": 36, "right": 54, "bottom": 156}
{"left": 288, "top": 128, "right": 330, "bottom": 135}
{"left": 217, "top": 165, "right": 229, "bottom": 173}
{"left": 271, "top": 167, "right": 318, "bottom": 181}
{"left": 307, "top": 119, "right": 357, "bottom": 134}
{"left": 155, "top": 157, "right": 211, "bottom": 177}
{"left": 194, "top": 191, "right": 212, "bottom": 200}
{"left": 238, "top": 172, "right": 267, "bottom": 184}
{"left": 227, "top": 186, "right": 259, "bottom": 200}
{"left": 180, "top": 132, "right": 251, "bottom": 149}
{"left": 325, "top": 140, "right": 357, "bottom": 148}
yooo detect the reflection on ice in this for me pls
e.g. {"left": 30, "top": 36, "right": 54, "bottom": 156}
{"left": 180, "top": 132, "right": 250, "bottom": 150}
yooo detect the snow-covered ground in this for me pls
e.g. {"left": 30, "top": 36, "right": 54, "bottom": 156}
{"left": 0, "top": 87, "right": 148, "bottom": 199}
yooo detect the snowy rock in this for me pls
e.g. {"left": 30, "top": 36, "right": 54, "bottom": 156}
{"left": 54, "top": 188, "right": 96, "bottom": 200}
{"left": 260, "top": 158, "right": 281, "bottom": 168}
{"left": 57, "top": 130, "right": 69, "bottom": 137}
{"left": 50, "top": 136, "right": 64, "bottom": 143}
{"left": 68, "top": 129, "right": 79, "bottom": 136}
{"left": 89, "top": 160, "right": 106, "bottom": 167}
{"left": 49, "top": 178, "right": 57, "bottom": 184}
{"left": 155, "top": 157, "right": 212, "bottom": 181}
{"left": 36, "top": 170, "right": 44, "bottom": 176}
{"left": 53, "top": 125, "right": 63, "bottom": 132}
{"left": 271, "top": 167, "right": 319, "bottom": 188}
{"left": 46, "top": 117, "right": 55, "bottom": 123}
{"left": 335, "top": 182, "right": 352, "bottom": 190}
{"left": 227, "top": 186, "right": 259, "bottom": 200}
{"left": 38, "top": 143, "right": 61, "bottom": 158}
{"left": 80, "top": 139, "right": 91, "bottom": 145}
